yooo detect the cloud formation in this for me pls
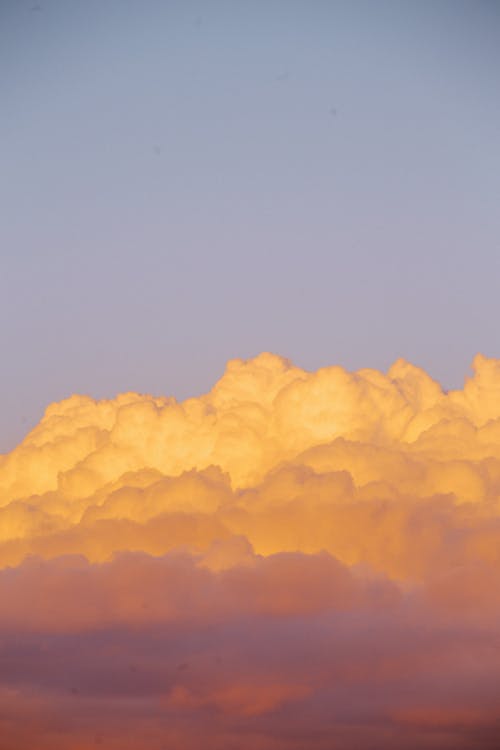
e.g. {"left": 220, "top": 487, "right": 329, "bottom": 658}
{"left": 1, "top": 353, "right": 500, "bottom": 748}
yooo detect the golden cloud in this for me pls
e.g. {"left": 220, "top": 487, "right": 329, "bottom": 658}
{"left": 1, "top": 353, "right": 500, "bottom": 748}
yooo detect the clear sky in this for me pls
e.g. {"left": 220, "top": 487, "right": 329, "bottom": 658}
{"left": 1, "top": 0, "right": 499, "bottom": 451}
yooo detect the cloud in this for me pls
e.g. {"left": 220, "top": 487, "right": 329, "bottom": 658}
{"left": 1, "top": 353, "right": 500, "bottom": 748}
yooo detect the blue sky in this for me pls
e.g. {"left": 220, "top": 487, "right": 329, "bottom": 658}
{"left": 1, "top": 0, "right": 499, "bottom": 450}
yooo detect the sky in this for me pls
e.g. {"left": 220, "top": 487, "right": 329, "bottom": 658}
{"left": 1, "top": 0, "right": 500, "bottom": 451}
{"left": 2, "top": 5, "right": 500, "bottom": 746}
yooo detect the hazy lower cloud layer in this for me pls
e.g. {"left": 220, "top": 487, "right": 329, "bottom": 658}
{"left": 2, "top": 353, "right": 500, "bottom": 749}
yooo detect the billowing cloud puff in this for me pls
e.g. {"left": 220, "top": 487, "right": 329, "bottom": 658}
{"left": 1, "top": 353, "right": 500, "bottom": 748}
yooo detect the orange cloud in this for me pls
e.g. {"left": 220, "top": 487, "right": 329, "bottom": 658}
{"left": 1, "top": 353, "right": 500, "bottom": 748}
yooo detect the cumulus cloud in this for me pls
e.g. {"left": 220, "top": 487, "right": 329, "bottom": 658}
{"left": 1, "top": 353, "right": 500, "bottom": 748}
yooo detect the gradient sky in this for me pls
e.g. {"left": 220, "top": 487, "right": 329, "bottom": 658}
{"left": 1, "top": 0, "right": 499, "bottom": 451}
